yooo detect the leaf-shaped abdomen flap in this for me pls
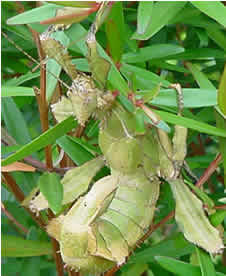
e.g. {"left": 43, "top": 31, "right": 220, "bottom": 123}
{"left": 169, "top": 179, "right": 224, "bottom": 254}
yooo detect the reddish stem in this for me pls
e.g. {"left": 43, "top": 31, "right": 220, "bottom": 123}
{"left": 2, "top": 172, "right": 46, "bottom": 229}
{"left": 1, "top": 202, "right": 28, "bottom": 234}
{"left": 196, "top": 153, "right": 222, "bottom": 188}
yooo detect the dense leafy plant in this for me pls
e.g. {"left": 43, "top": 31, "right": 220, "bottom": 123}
{"left": 2, "top": 2, "right": 226, "bottom": 276}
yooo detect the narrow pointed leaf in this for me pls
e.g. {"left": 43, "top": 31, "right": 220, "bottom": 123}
{"left": 2, "top": 98, "right": 31, "bottom": 145}
{"left": 132, "top": 2, "right": 186, "bottom": 40}
{"left": 40, "top": 6, "right": 98, "bottom": 25}
{"left": 186, "top": 62, "right": 215, "bottom": 90}
{"left": 7, "top": 4, "right": 60, "bottom": 25}
{"left": 2, "top": 116, "right": 77, "bottom": 166}
{"left": 155, "top": 110, "right": 226, "bottom": 138}
{"left": 155, "top": 256, "right": 226, "bottom": 276}
{"left": 215, "top": 107, "right": 226, "bottom": 185}
{"left": 192, "top": 2, "right": 226, "bottom": 28}
{"left": 57, "top": 135, "right": 93, "bottom": 165}
{"left": 151, "top": 88, "right": 217, "bottom": 108}
{"left": 2, "top": 235, "right": 52, "bottom": 257}
{"left": 122, "top": 44, "right": 184, "bottom": 64}
{"left": 105, "top": 2, "right": 125, "bottom": 63}
{"left": 129, "top": 233, "right": 194, "bottom": 263}
{"left": 218, "top": 65, "right": 226, "bottom": 116}
{"left": 47, "top": 1, "right": 98, "bottom": 8}
{"left": 136, "top": 1, "right": 154, "bottom": 35}
{"left": 2, "top": 86, "right": 35, "bottom": 97}
{"left": 196, "top": 247, "right": 216, "bottom": 276}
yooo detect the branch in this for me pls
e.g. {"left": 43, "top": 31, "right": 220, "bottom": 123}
{"left": 196, "top": 153, "right": 222, "bottom": 188}
{"left": 30, "top": 29, "right": 53, "bottom": 169}
{"left": 1, "top": 202, "right": 28, "bottom": 234}
{"left": 2, "top": 172, "right": 46, "bottom": 230}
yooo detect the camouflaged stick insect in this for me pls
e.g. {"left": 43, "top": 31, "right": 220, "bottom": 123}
{"left": 43, "top": 12, "right": 160, "bottom": 274}
{"left": 7, "top": 3, "right": 224, "bottom": 274}
{"left": 44, "top": 19, "right": 223, "bottom": 274}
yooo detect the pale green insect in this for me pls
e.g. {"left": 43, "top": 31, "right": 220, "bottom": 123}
{"left": 18, "top": 3, "right": 224, "bottom": 275}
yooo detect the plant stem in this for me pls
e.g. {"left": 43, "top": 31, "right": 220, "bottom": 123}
{"left": 29, "top": 25, "right": 64, "bottom": 275}
{"left": 2, "top": 172, "right": 46, "bottom": 230}
{"left": 30, "top": 28, "right": 53, "bottom": 169}
{"left": 24, "top": 156, "right": 74, "bottom": 175}
{"left": 1, "top": 202, "right": 29, "bottom": 234}
{"left": 196, "top": 153, "right": 222, "bottom": 188}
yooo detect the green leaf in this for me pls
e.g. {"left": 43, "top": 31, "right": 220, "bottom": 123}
{"left": 150, "top": 88, "right": 217, "bottom": 108}
{"left": 218, "top": 65, "right": 226, "bottom": 116}
{"left": 57, "top": 135, "right": 94, "bottom": 165}
{"left": 121, "top": 63, "right": 171, "bottom": 88}
{"left": 105, "top": 2, "right": 125, "bottom": 63}
{"left": 196, "top": 247, "right": 216, "bottom": 276}
{"left": 21, "top": 257, "right": 40, "bottom": 276}
{"left": 129, "top": 233, "right": 194, "bottom": 263}
{"left": 136, "top": 1, "right": 154, "bottom": 35}
{"left": 68, "top": 136, "right": 101, "bottom": 154}
{"left": 39, "top": 172, "right": 63, "bottom": 214}
{"left": 206, "top": 25, "right": 226, "bottom": 52}
{"left": 7, "top": 4, "right": 59, "bottom": 25}
{"left": 164, "top": 48, "right": 225, "bottom": 60}
{"left": 155, "top": 256, "right": 226, "bottom": 276}
{"left": 2, "top": 86, "right": 35, "bottom": 97}
{"left": 121, "top": 263, "right": 148, "bottom": 276}
{"left": 2, "top": 98, "right": 31, "bottom": 145}
{"left": 2, "top": 116, "right": 77, "bottom": 166}
{"left": 122, "top": 44, "right": 185, "bottom": 64}
{"left": 132, "top": 2, "right": 186, "bottom": 40}
{"left": 209, "top": 210, "right": 226, "bottom": 227}
{"left": 155, "top": 110, "right": 226, "bottom": 138}
{"left": 192, "top": 2, "right": 226, "bottom": 28}
{"left": 117, "top": 94, "right": 135, "bottom": 113}
{"left": 2, "top": 235, "right": 52, "bottom": 257}
{"left": 186, "top": 62, "right": 215, "bottom": 90}
{"left": 150, "top": 60, "right": 189, "bottom": 74}
{"left": 4, "top": 72, "right": 40, "bottom": 87}
{"left": 2, "top": 145, "right": 22, "bottom": 157}
{"left": 215, "top": 107, "right": 226, "bottom": 185}
{"left": 47, "top": 1, "right": 97, "bottom": 8}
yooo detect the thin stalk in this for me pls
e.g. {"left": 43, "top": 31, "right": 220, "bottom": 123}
{"left": 2, "top": 172, "right": 46, "bottom": 230}
{"left": 29, "top": 24, "right": 64, "bottom": 275}
{"left": 30, "top": 28, "right": 53, "bottom": 169}
{"left": 196, "top": 153, "right": 222, "bottom": 188}
{"left": 1, "top": 202, "right": 28, "bottom": 234}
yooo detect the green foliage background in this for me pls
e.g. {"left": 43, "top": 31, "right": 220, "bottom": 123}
{"left": 2, "top": 1, "right": 226, "bottom": 276}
